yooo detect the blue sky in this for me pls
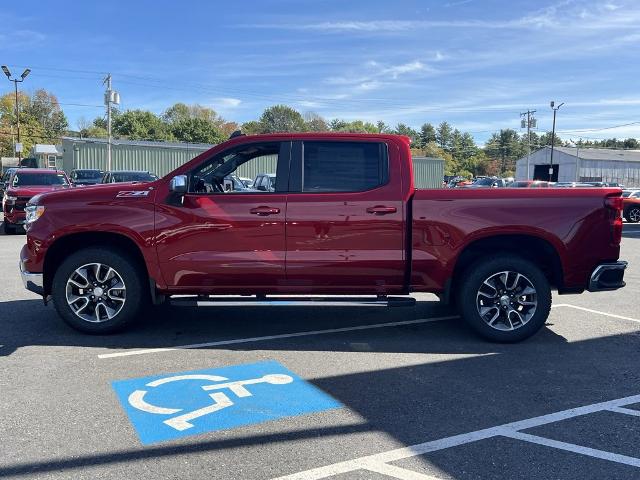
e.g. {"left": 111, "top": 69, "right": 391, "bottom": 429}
{"left": 1, "top": 0, "right": 639, "bottom": 143}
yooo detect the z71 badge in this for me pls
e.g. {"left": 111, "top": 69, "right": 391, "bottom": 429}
{"left": 117, "top": 191, "right": 150, "bottom": 198}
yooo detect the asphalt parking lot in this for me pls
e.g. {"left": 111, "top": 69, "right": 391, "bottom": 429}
{"left": 1, "top": 222, "right": 640, "bottom": 480}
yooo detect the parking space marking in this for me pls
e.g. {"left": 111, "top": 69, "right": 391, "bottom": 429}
{"left": 607, "top": 406, "right": 640, "bottom": 417}
{"left": 97, "top": 315, "right": 458, "bottom": 359}
{"left": 112, "top": 360, "right": 342, "bottom": 444}
{"left": 553, "top": 304, "right": 640, "bottom": 324}
{"left": 357, "top": 461, "right": 443, "bottom": 479}
{"left": 503, "top": 431, "right": 640, "bottom": 467}
{"left": 272, "top": 393, "right": 640, "bottom": 479}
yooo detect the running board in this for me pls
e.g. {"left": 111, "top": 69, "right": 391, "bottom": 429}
{"left": 169, "top": 296, "right": 416, "bottom": 308}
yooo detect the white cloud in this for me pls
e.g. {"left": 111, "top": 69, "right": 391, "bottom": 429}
{"left": 216, "top": 97, "right": 242, "bottom": 107}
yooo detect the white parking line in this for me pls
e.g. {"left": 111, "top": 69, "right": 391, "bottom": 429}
{"left": 100, "top": 303, "right": 640, "bottom": 359}
{"left": 97, "top": 315, "right": 458, "bottom": 359}
{"left": 607, "top": 406, "right": 640, "bottom": 417}
{"left": 504, "top": 431, "right": 640, "bottom": 467}
{"left": 272, "top": 393, "right": 640, "bottom": 479}
{"left": 553, "top": 304, "right": 640, "bottom": 324}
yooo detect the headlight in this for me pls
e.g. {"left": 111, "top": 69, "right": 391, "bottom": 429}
{"left": 25, "top": 205, "right": 45, "bottom": 224}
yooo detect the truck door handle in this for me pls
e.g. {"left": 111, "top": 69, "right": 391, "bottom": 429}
{"left": 250, "top": 206, "right": 281, "bottom": 216}
{"left": 366, "top": 205, "right": 397, "bottom": 215}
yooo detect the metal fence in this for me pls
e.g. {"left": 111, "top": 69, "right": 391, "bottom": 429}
{"left": 412, "top": 157, "right": 445, "bottom": 189}
{"left": 61, "top": 137, "right": 213, "bottom": 177}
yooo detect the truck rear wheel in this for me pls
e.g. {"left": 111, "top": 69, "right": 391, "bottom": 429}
{"left": 52, "top": 247, "right": 147, "bottom": 334}
{"left": 625, "top": 207, "right": 640, "bottom": 223}
{"left": 457, "top": 255, "right": 551, "bottom": 342}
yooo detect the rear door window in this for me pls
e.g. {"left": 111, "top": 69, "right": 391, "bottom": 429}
{"left": 301, "top": 141, "right": 388, "bottom": 193}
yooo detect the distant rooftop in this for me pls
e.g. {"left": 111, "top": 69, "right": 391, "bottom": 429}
{"left": 546, "top": 146, "right": 640, "bottom": 162}
{"left": 62, "top": 136, "right": 215, "bottom": 150}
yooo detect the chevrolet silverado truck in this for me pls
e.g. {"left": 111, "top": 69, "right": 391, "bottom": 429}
{"left": 3, "top": 168, "right": 71, "bottom": 234}
{"left": 19, "top": 133, "right": 627, "bottom": 342}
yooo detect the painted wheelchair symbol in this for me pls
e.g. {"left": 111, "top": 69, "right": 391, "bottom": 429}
{"left": 128, "top": 373, "right": 293, "bottom": 431}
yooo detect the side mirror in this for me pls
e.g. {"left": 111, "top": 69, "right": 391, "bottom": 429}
{"left": 169, "top": 175, "right": 188, "bottom": 194}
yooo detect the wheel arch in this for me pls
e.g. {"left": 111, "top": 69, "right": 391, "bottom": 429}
{"left": 447, "top": 233, "right": 564, "bottom": 304}
{"left": 43, "top": 231, "right": 149, "bottom": 296}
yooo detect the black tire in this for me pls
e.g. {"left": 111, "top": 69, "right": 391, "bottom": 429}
{"left": 52, "top": 247, "right": 148, "bottom": 334}
{"left": 457, "top": 255, "right": 552, "bottom": 343}
{"left": 3, "top": 220, "right": 15, "bottom": 235}
{"left": 625, "top": 206, "right": 640, "bottom": 223}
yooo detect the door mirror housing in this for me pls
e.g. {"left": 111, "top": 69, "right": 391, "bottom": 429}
{"left": 169, "top": 175, "right": 188, "bottom": 194}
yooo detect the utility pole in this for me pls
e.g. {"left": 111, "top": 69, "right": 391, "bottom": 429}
{"left": 549, "top": 101, "right": 564, "bottom": 182}
{"left": 2, "top": 65, "right": 31, "bottom": 161}
{"left": 103, "top": 74, "right": 120, "bottom": 172}
{"left": 520, "top": 110, "right": 536, "bottom": 180}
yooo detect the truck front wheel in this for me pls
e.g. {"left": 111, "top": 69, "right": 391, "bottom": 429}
{"left": 457, "top": 255, "right": 551, "bottom": 342}
{"left": 52, "top": 247, "right": 148, "bottom": 334}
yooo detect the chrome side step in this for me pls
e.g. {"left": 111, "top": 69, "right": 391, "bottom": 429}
{"left": 169, "top": 296, "right": 416, "bottom": 308}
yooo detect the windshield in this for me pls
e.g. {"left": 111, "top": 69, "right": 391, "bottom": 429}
{"left": 473, "top": 178, "right": 495, "bottom": 186}
{"left": 75, "top": 170, "right": 102, "bottom": 180}
{"left": 112, "top": 172, "right": 156, "bottom": 182}
{"left": 12, "top": 172, "right": 68, "bottom": 186}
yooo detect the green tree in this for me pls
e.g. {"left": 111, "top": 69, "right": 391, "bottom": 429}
{"left": 241, "top": 120, "right": 266, "bottom": 135}
{"left": 419, "top": 123, "right": 436, "bottom": 148}
{"left": 393, "top": 123, "right": 419, "bottom": 143}
{"left": 377, "top": 121, "right": 391, "bottom": 133}
{"left": 303, "top": 112, "right": 328, "bottom": 132}
{"left": 25, "top": 89, "right": 68, "bottom": 140}
{"left": 112, "top": 110, "right": 169, "bottom": 141}
{"left": 435, "top": 121, "right": 453, "bottom": 150}
{"left": 485, "top": 129, "right": 525, "bottom": 174}
{"left": 538, "top": 131, "right": 563, "bottom": 147}
{"left": 170, "top": 117, "right": 225, "bottom": 144}
{"left": 329, "top": 119, "right": 379, "bottom": 133}
{"left": 259, "top": 105, "right": 305, "bottom": 133}
{"left": 0, "top": 89, "right": 68, "bottom": 156}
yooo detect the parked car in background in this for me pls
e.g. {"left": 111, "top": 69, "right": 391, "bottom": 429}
{"left": 0, "top": 167, "right": 18, "bottom": 197}
{"left": 20, "top": 133, "right": 626, "bottom": 343}
{"left": 223, "top": 174, "right": 256, "bottom": 192}
{"left": 2, "top": 168, "right": 70, "bottom": 234}
{"left": 238, "top": 177, "right": 253, "bottom": 188}
{"left": 555, "top": 182, "right": 595, "bottom": 188}
{"left": 101, "top": 170, "right": 158, "bottom": 184}
{"left": 464, "top": 177, "right": 508, "bottom": 188}
{"left": 585, "top": 181, "right": 625, "bottom": 188}
{"left": 253, "top": 173, "right": 277, "bottom": 192}
{"left": 508, "top": 181, "right": 551, "bottom": 188}
{"left": 70, "top": 169, "right": 104, "bottom": 186}
{"left": 622, "top": 190, "right": 640, "bottom": 223}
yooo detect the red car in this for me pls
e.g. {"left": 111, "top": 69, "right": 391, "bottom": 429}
{"left": 2, "top": 168, "right": 70, "bottom": 234}
{"left": 623, "top": 190, "right": 640, "bottom": 223}
{"left": 19, "top": 133, "right": 626, "bottom": 342}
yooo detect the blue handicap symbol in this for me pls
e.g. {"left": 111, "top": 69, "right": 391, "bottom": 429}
{"left": 112, "top": 360, "right": 343, "bottom": 444}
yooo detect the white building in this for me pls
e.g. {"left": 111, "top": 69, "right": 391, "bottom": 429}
{"left": 515, "top": 146, "right": 640, "bottom": 188}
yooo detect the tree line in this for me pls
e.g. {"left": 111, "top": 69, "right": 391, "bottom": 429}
{"left": 1, "top": 90, "right": 638, "bottom": 178}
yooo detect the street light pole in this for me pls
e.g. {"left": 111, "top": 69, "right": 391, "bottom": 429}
{"left": 1, "top": 66, "right": 31, "bottom": 161}
{"left": 549, "top": 101, "right": 564, "bottom": 182}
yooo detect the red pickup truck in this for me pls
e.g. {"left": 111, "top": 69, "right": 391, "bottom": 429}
{"left": 19, "top": 133, "right": 627, "bottom": 342}
{"left": 3, "top": 168, "right": 71, "bottom": 234}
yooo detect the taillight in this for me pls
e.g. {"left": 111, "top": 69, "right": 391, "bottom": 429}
{"left": 605, "top": 194, "right": 623, "bottom": 245}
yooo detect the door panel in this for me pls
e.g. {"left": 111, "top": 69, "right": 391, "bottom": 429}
{"left": 155, "top": 194, "right": 286, "bottom": 289}
{"left": 285, "top": 140, "right": 405, "bottom": 292}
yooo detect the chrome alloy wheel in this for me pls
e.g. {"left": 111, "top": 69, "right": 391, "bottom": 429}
{"left": 65, "top": 263, "right": 126, "bottom": 323}
{"left": 630, "top": 207, "right": 640, "bottom": 223}
{"left": 475, "top": 271, "right": 537, "bottom": 331}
